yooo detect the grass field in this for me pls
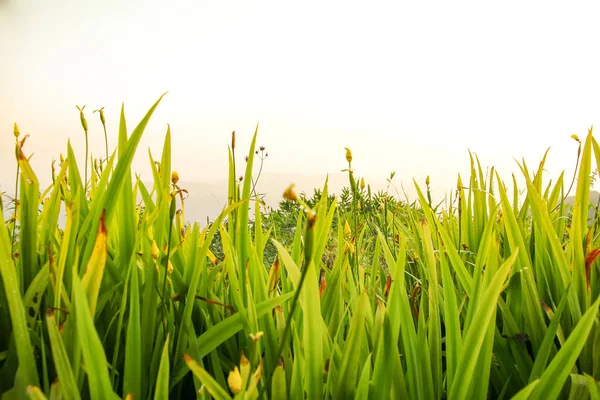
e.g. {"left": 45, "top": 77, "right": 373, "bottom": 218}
{"left": 1, "top": 95, "right": 599, "bottom": 399}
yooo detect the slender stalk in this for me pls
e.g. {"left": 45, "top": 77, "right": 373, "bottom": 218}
{"left": 76, "top": 105, "right": 89, "bottom": 192}
{"left": 11, "top": 123, "right": 22, "bottom": 261}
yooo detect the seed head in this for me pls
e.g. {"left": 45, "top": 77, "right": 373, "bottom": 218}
{"left": 171, "top": 171, "right": 179, "bottom": 185}
{"left": 231, "top": 131, "right": 236, "bottom": 149}
{"left": 259, "top": 146, "right": 265, "bottom": 151}
{"left": 283, "top": 183, "right": 298, "bottom": 201}
{"left": 344, "top": 147, "right": 353, "bottom": 163}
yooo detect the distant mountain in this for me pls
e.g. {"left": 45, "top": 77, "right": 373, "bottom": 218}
{"left": 564, "top": 190, "right": 600, "bottom": 221}
{"left": 175, "top": 171, "right": 391, "bottom": 224}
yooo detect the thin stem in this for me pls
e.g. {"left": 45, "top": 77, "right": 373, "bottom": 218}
{"left": 103, "top": 124, "right": 108, "bottom": 165}
{"left": 160, "top": 191, "right": 176, "bottom": 336}
{"left": 84, "top": 134, "right": 89, "bottom": 192}
{"left": 11, "top": 163, "right": 20, "bottom": 261}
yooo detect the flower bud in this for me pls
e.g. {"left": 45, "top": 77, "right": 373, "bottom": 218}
{"left": 171, "top": 171, "right": 179, "bottom": 185}
{"left": 426, "top": 175, "right": 430, "bottom": 186}
{"left": 76, "top": 105, "right": 88, "bottom": 133}
{"left": 227, "top": 367, "right": 243, "bottom": 394}
{"left": 344, "top": 220, "right": 351, "bottom": 238}
{"left": 13, "top": 123, "right": 20, "bottom": 138}
{"left": 283, "top": 184, "right": 298, "bottom": 201}
{"left": 360, "top": 177, "right": 365, "bottom": 190}
{"left": 94, "top": 107, "right": 106, "bottom": 125}
{"left": 344, "top": 147, "right": 353, "bottom": 163}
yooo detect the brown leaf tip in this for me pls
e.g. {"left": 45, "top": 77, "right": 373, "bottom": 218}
{"left": 99, "top": 209, "right": 107, "bottom": 235}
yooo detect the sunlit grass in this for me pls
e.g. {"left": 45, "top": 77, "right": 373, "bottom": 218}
{"left": 1, "top": 95, "right": 599, "bottom": 399}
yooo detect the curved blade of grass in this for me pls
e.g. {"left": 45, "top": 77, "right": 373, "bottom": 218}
{"left": 25, "top": 386, "right": 48, "bottom": 400}
{"left": 302, "top": 260, "right": 323, "bottom": 399}
{"left": 370, "top": 305, "right": 394, "bottom": 398}
{"left": 439, "top": 244, "right": 462, "bottom": 391}
{"left": 449, "top": 250, "right": 517, "bottom": 400}
{"left": 81, "top": 93, "right": 167, "bottom": 267}
{"left": 530, "top": 295, "right": 600, "bottom": 400}
{"left": 529, "top": 286, "right": 570, "bottom": 382}
{"left": 123, "top": 254, "right": 141, "bottom": 399}
{"left": 271, "top": 365, "right": 287, "bottom": 399}
{"left": 237, "top": 124, "right": 259, "bottom": 302}
{"left": 72, "top": 268, "right": 116, "bottom": 399}
{"left": 184, "top": 354, "right": 231, "bottom": 400}
{"left": 45, "top": 309, "right": 81, "bottom": 400}
{"left": 0, "top": 212, "right": 39, "bottom": 387}
{"left": 334, "top": 291, "right": 369, "bottom": 400}
{"left": 17, "top": 145, "right": 40, "bottom": 292}
{"left": 154, "top": 335, "right": 170, "bottom": 400}
{"left": 80, "top": 210, "right": 107, "bottom": 316}
{"left": 512, "top": 380, "right": 540, "bottom": 400}
{"left": 174, "top": 201, "right": 242, "bottom": 365}
{"left": 171, "top": 292, "right": 293, "bottom": 386}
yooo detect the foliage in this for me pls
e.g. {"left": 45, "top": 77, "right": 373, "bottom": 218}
{"left": 0, "top": 97, "right": 599, "bottom": 399}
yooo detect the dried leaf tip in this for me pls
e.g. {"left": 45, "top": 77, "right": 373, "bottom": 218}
{"left": 227, "top": 366, "right": 243, "bottom": 394}
{"left": 344, "top": 147, "right": 353, "bottom": 163}
{"left": 99, "top": 209, "right": 107, "bottom": 236}
{"left": 183, "top": 354, "right": 192, "bottom": 363}
{"left": 249, "top": 331, "right": 264, "bottom": 342}
{"left": 283, "top": 183, "right": 298, "bottom": 201}
{"left": 571, "top": 134, "right": 581, "bottom": 143}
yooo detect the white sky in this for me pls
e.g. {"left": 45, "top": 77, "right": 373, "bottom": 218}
{"left": 1, "top": 0, "right": 599, "bottom": 206}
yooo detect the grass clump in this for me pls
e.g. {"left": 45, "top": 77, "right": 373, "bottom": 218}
{"left": 1, "top": 95, "right": 600, "bottom": 399}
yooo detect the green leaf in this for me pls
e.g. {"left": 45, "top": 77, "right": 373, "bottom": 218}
{"left": 184, "top": 355, "right": 232, "bottom": 400}
{"left": 530, "top": 295, "right": 600, "bottom": 400}
{"left": 154, "top": 336, "right": 170, "bottom": 400}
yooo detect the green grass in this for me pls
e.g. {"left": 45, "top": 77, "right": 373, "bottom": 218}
{"left": 1, "top": 96, "right": 599, "bottom": 399}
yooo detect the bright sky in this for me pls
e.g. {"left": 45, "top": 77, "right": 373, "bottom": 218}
{"left": 2, "top": 0, "right": 599, "bottom": 206}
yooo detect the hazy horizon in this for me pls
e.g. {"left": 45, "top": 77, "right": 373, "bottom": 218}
{"left": 2, "top": 0, "right": 599, "bottom": 212}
